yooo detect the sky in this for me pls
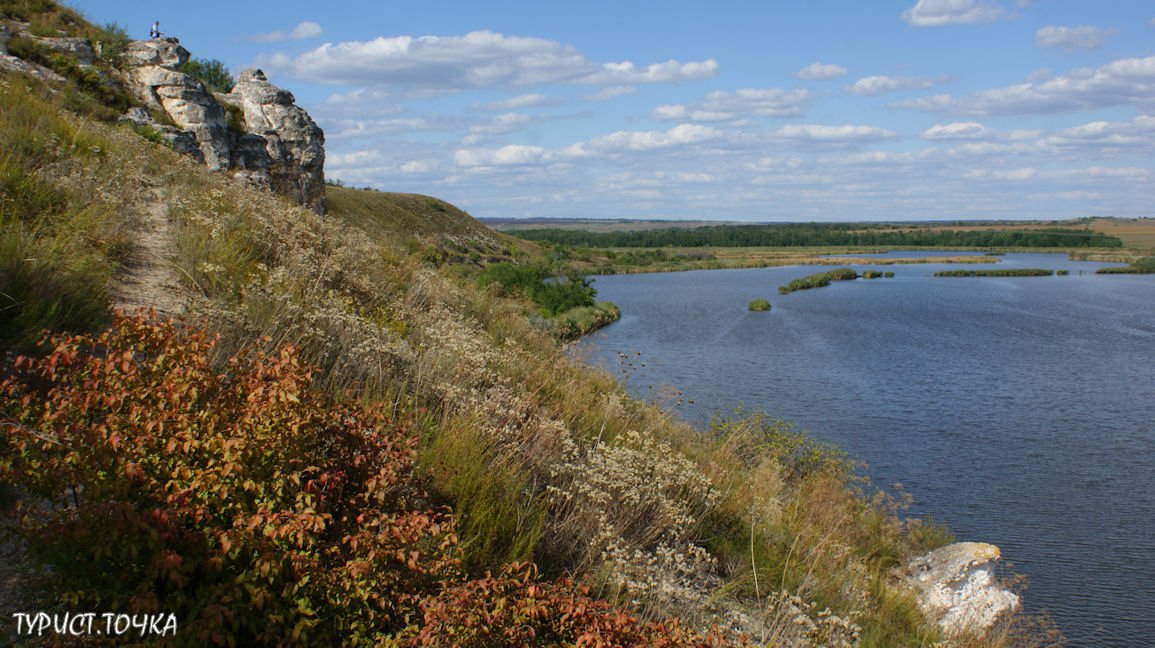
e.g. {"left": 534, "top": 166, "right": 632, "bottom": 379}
{"left": 69, "top": 0, "right": 1155, "bottom": 222}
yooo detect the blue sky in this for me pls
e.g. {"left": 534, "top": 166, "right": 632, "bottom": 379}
{"left": 70, "top": 1, "right": 1155, "bottom": 221}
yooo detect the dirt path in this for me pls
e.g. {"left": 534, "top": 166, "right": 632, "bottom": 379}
{"left": 108, "top": 183, "right": 188, "bottom": 317}
{"left": 3, "top": 185, "right": 193, "bottom": 639}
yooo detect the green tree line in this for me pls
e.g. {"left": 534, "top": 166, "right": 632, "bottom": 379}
{"left": 514, "top": 224, "right": 1123, "bottom": 249}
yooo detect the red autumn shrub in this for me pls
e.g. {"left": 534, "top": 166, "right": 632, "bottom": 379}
{"left": 401, "top": 562, "right": 739, "bottom": 647}
{"left": 1, "top": 314, "right": 459, "bottom": 645}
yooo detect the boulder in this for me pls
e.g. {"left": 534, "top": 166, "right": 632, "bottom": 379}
{"left": 0, "top": 23, "right": 11, "bottom": 56}
{"left": 896, "top": 542, "right": 1020, "bottom": 636}
{"left": 226, "top": 69, "right": 326, "bottom": 214}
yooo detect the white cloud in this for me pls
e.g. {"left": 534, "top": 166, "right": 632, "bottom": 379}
{"left": 1079, "top": 166, "right": 1150, "bottom": 179}
{"left": 247, "top": 21, "right": 323, "bottom": 43}
{"left": 773, "top": 124, "right": 898, "bottom": 143}
{"left": 653, "top": 105, "right": 733, "bottom": 122}
{"left": 797, "top": 62, "right": 848, "bottom": 80}
{"left": 922, "top": 122, "right": 991, "bottom": 139}
{"left": 469, "top": 112, "right": 532, "bottom": 135}
{"left": 964, "top": 167, "right": 1038, "bottom": 181}
{"left": 327, "top": 149, "right": 383, "bottom": 167}
{"left": 265, "top": 31, "right": 718, "bottom": 89}
{"left": 902, "top": 0, "right": 1006, "bottom": 27}
{"left": 654, "top": 88, "right": 812, "bottom": 122}
{"left": 474, "top": 93, "right": 553, "bottom": 111}
{"left": 1044, "top": 115, "right": 1155, "bottom": 149}
{"left": 846, "top": 75, "right": 936, "bottom": 96}
{"left": 585, "top": 85, "right": 638, "bottom": 101}
{"left": 893, "top": 55, "right": 1155, "bottom": 115}
{"left": 562, "top": 124, "right": 722, "bottom": 156}
{"left": 325, "top": 117, "right": 452, "bottom": 140}
{"left": 455, "top": 144, "right": 551, "bottom": 167}
{"left": 400, "top": 160, "right": 437, "bottom": 174}
{"left": 1035, "top": 25, "right": 1116, "bottom": 50}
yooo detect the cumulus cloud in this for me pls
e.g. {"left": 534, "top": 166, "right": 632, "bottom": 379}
{"left": 846, "top": 75, "right": 936, "bottom": 96}
{"left": 585, "top": 85, "right": 638, "bottom": 101}
{"left": 653, "top": 88, "right": 812, "bottom": 122}
{"left": 563, "top": 124, "right": 722, "bottom": 156}
{"left": 246, "top": 21, "right": 323, "bottom": 43}
{"left": 797, "top": 62, "right": 848, "bottom": 80}
{"left": 902, "top": 0, "right": 1006, "bottom": 27}
{"left": 773, "top": 124, "right": 898, "bottom": 144}
{"left": 1044, "top": 115, "right": 1155, "bottom": 149}
{"left": 921, "top": 122, "right": 991, "bottom": 139}
{"left": 264, "top": 30, "right": 718, "bottom": 89}
{"left": 455, "top": 144, "right": 551, "bottom": 167}
{"left": 1035, "top": 25, "right": 1116, "bottom": 50}
{"left": 474, "top": 93, "right": 553, "bottom": 111}
{"left": 893, "top": 55, "right": 1155, "bottom": 115}
{"left": 324, "top": 116, "right": 454, "bottom": 140}
{"left": 965, "top": 167, "right": 1038, "bottom": 181}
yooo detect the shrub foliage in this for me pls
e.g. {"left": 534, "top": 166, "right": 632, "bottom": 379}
{"left": 1, "top": 314, "right": 727, "bottom": 645}
{"left": 1, "top": 314, "right": 460, "bottom": 644}
{"left": 179, "top": 58, "right": 236, "bottom": 94}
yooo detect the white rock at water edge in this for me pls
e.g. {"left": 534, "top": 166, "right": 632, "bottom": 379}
{"left": 896, "top": 541, "right": 1020, "bottom": 636}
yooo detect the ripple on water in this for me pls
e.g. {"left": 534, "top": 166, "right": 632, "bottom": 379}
{"left": 581, "top": 255, "right": 1155, "bottom": 647}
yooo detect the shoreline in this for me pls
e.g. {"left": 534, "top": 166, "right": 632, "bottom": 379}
{"left": 572, "top": 246, "right": 1144, "bottom": 276}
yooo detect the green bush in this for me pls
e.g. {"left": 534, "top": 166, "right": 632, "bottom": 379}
{"left": 1095, "top": 256, "right": 1155, "bottom": 274}
{"left": 179, "top": 57, "right": 236, "bottom": 94}
{"left": 98, "top": 21, "right": 131, "bottom": 64}
{"left": 479, "top": 262, "right": 596, "bottom": 316}
{"left": 748, "top": 298, "right": 771, "bottom": 311}
{"left": 778, "top": 267, "right": 859, "bottom": 294}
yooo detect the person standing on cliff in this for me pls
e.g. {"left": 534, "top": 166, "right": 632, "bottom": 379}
{"left": 149, "top": 21, "right": 161, "bottom": 39}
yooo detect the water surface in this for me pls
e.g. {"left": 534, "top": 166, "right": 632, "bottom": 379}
{"left": 581, "top": 253, "right": 1155, "bottom": 647}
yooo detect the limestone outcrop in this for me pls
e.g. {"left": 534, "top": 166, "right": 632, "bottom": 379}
{"left": 226, "top": 70, "right": 326, "bottom": 215}
{"left": 118, "top": 39, "right": 326, "bottom": 213}
{"left": 895, "top": 542, "right": 1020, "bottom": 636}
{"left": 121, "top": 39, "right": 231, "bottom": 170}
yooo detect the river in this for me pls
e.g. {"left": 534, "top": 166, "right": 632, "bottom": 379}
{"left": 579, "top": 252, "right": 1155, "bottom": 647}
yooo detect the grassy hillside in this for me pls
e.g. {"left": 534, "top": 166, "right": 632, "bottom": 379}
{"left": 2, "top": 4, "right": 1056, "bottom": 645}
{"left": 327, "top": 185, "right": 539, "bottom": 263}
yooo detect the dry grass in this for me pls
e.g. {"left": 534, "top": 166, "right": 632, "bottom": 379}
{"left": 1088, "top": 217, "right": 1155, "bottom": 250}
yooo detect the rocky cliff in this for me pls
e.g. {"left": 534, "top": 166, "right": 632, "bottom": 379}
{"left": 119, "top": 38, "right": 326, "bottom": 214}
{"left": 0, "top": 21, "right": 327, "bottom": 214}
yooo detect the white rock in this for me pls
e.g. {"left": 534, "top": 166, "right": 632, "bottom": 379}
{"left": 226, "top": 69, "right": 326, "bottom": 214}
{"left": 118, "top": 42, "right": 326, "bottom": 213}
{"left": 120, "top": 39, "right": 232, "bottom": 169}
{"left": 897, "top": 542, "right": 1020, "bottom": 636}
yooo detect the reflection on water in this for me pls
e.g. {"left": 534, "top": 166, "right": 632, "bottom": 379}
{"left": 580, "top": 253, "right": 1155, "bottom": 647}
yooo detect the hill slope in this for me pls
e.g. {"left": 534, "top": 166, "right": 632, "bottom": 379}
{"left": 1, "top": 3, "right": 1051, "bottom": 645}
